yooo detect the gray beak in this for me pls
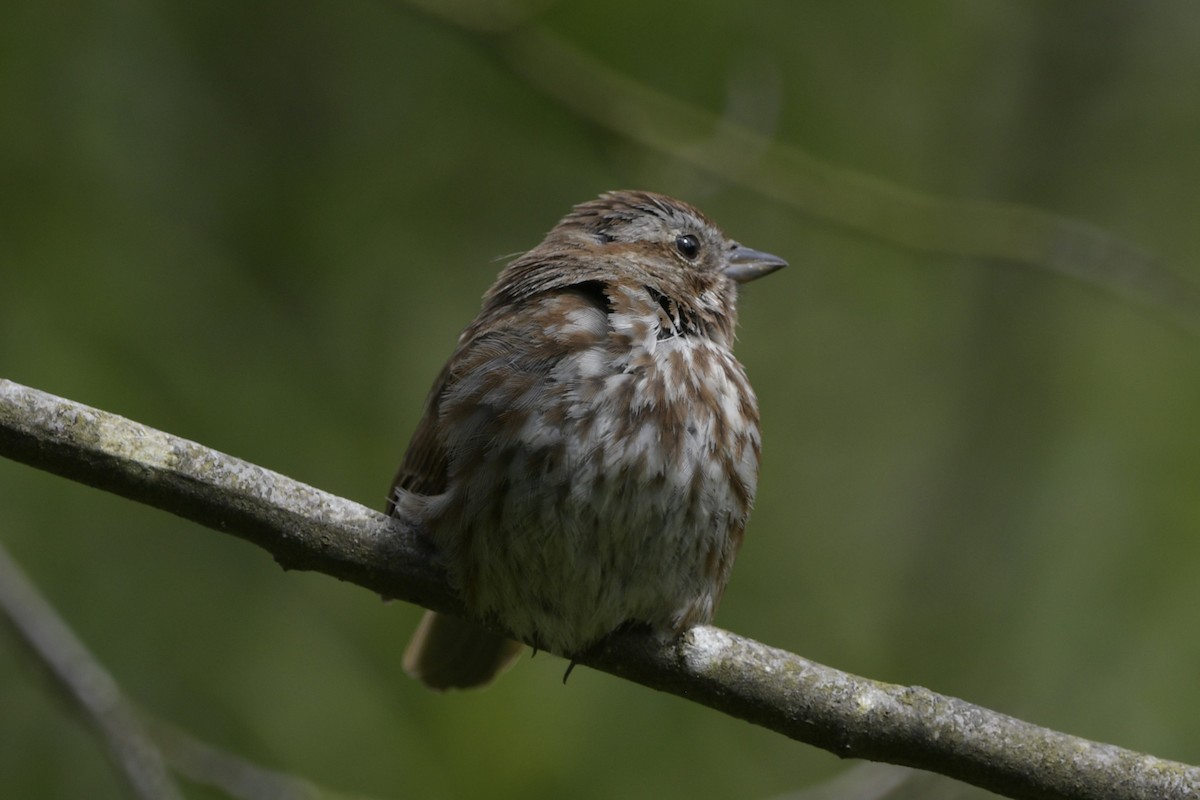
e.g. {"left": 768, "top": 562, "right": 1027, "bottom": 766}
{"left": 724, "top": 242, "right": 788, "bottom": 284}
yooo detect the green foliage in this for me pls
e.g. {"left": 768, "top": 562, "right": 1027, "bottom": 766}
{"left": 2, "top": 1, "right": 1198, "bottom": 798}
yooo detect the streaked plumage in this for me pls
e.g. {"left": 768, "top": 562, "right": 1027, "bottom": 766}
{"left": 392, "top": 191, "right": 785, "bottom": 689}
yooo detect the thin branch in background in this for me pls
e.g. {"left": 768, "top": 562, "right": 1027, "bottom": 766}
{"left": 0, "top": 543, "right": 383, "bottom": 800}
{"left": 497, "top": 26, "right": 1200, "bottom": 333}
{"left": 145, "top": 717, "right": 382, "bottom": 800}
{"left": 3, "top": 378, "right": 1199, "bottom": 800}
{"left": 0, "top": 540, "right": 184, "bottom": 800}
{"left": 770, "top": 761, "right": 998, "bottom": 800}
{"left": 399, "top": 0, "right": 1200, "bottom": 335}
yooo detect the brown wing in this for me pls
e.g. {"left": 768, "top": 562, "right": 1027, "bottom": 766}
{"left": 385, "top": 308, "right": 538, "bottom": 513}
{"left": 385, "top": 355, "right": 454, "bottom": 514}
{"left": 385, "top": 285, "right": 611, "bottom": 516}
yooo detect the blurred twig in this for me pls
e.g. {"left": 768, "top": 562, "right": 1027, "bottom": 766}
{"left": 146, "top": 717, "right": 380, "bottom": 800}
{"left": 0, "top": 516, "right": 381, "bottom": 800}
{"left": 767, "top": 762, "right": 998, "bottom": 800}
{"left": 403, "top": 1, "right": 1200, "bottom": 335}
{"left": 3, "top": 378, "right": 1199, "bottom": 800}
{"left": 0, "top": 540, "right": 184, "bottom": 800}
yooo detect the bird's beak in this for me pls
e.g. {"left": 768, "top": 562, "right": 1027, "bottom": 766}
{"left": 724, "top": 242, "right": 788, "bottom": 284}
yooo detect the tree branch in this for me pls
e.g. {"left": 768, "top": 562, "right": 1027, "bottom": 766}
{"left": 1, "top": 377, "right": 1196, "bottom": 800}
{"left": 0, "top": 536, "right": 381, "bottom": 800}
{"left": 0, "top": 539, "right": 184, "bottom": 800}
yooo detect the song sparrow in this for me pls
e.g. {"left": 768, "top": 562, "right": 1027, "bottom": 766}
{"left": 391, "top": 190, "right": 785, "bottom": 689}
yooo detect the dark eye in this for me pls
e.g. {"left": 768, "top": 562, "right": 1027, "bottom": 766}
{"left": 675, "top": 234, "right": 700, "bottom": 260}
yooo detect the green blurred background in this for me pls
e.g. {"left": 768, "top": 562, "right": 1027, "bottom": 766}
{"left": 2, "top": 1, "right": 1199, "bottom": 798}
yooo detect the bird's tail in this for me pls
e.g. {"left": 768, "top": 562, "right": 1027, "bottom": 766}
{"left": 403, "top": 611, "right": 524, "bottom": 690}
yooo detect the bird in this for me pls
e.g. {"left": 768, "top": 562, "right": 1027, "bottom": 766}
{"left": 390, "top": 190, "right": 785, "bottom": 690}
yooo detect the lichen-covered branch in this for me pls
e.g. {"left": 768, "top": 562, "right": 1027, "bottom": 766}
{"left": 1, "top": 377, "right": 1197, "bottom": 800}
{"left": 0, "top": 378, "right": 454, "bottom": 617}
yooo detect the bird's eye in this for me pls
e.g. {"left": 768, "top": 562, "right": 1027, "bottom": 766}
{"left": 675, "top": 234, "right": 700, "bottom": 260}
